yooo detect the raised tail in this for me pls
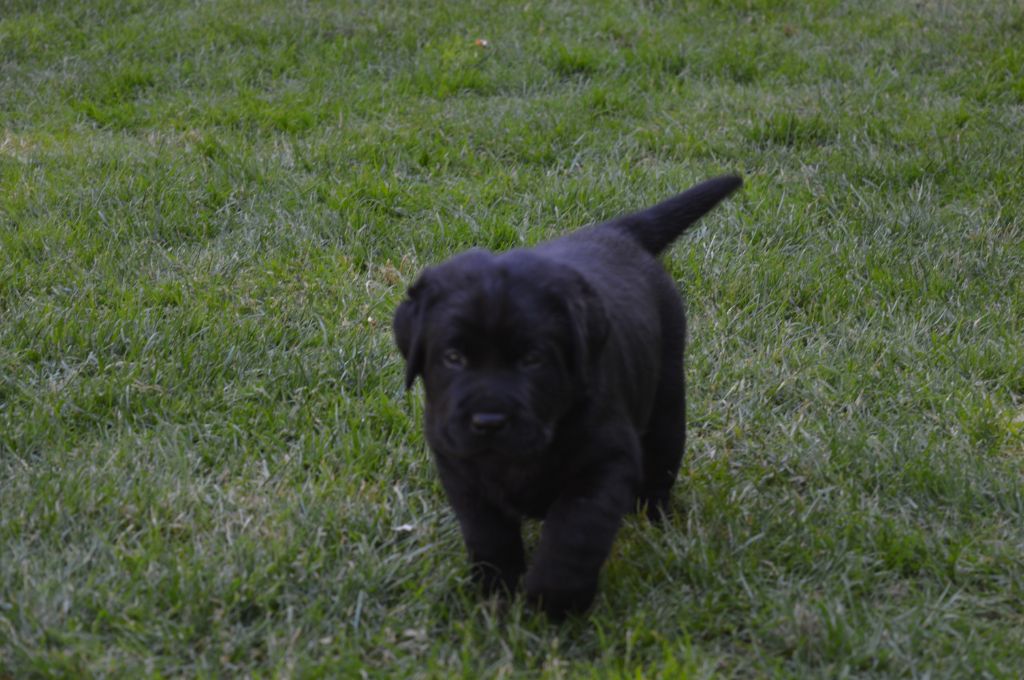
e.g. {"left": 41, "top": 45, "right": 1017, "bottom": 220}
{"left": 610, "top": 174, "right": 742, "bottom": 255}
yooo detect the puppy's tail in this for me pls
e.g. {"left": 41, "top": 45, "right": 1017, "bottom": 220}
{"left": 611, "top": 174, "right": 742, "bottom": 256}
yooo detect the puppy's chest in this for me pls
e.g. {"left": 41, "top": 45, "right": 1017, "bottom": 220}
{"left": 474, "top": 459, "right": 562, "bottom": 519}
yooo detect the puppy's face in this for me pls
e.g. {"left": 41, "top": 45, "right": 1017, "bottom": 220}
{"left": 394, "top": 249, "right": 606, "bottom": 460}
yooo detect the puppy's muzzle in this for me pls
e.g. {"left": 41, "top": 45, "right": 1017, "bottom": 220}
{"left": 470, "top": 411, "right": 509, "bottom": 434}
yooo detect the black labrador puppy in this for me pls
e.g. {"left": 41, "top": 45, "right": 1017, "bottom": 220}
{"left": 393, "top": 175, "right": 742, "bottom": 619}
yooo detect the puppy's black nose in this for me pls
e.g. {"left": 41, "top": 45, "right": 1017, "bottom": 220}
{"left": 470, "top": 412, "right": 508, "bottom": 433}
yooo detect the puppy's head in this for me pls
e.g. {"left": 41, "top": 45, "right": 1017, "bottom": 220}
{"left": 394, "top": 248, "right": 607, "bottom": 460}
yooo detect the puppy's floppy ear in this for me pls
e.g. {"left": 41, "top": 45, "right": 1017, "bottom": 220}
{"left": 393, "top": 270, "right": 433, "bottom": 390}
{"left": 561, "top": 272, "right": 609, "bottom": 389}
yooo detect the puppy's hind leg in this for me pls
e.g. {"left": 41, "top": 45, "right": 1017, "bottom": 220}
{"left": 638, "top": 305, "right": 687, "bottom": 521}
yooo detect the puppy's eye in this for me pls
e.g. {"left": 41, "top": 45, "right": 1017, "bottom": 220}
{"left": 442, "top": 349, "right": 467, "bottom": 369}
{"left": 518, "top": 350, "right": 543, "bottom": 370}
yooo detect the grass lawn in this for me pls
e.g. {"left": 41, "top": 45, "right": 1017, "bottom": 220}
{"left": 2, "top": 0, "right": 1023, "bottom": 676}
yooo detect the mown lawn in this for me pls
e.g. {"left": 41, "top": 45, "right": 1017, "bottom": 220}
{"left": 2, "top": 0, "right": 1023, "bottom": 676}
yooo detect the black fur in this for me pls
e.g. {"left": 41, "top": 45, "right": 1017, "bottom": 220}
{"left": 393, "top": 175, "right": 742, "bottom": 619}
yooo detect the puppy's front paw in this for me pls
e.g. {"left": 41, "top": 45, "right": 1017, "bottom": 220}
{"left": 636, "top": 490, "right": 671, "bottom": 522}
{"left": 470, "top": 560, "right": 523, "bottom": 597}
{"left": 524, "top": 572, "right": 597, "bottom": 621}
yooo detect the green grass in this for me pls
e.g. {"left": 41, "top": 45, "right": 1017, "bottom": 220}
{"left": 2, "top": 0, "right": 1023, "bottom": 676}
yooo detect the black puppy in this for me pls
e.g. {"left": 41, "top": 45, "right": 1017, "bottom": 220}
{"left": 393, "top": 175, "right": 742, "bottom": 619}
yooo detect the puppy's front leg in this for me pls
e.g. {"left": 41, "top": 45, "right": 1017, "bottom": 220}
{"left": 435, "top": 456, "right": 525, "bottom": 595}
{"left": 524, "top": 450, "right": 638, "bottom": 620}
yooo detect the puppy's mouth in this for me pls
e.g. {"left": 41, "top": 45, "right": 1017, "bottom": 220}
{"left": 436, "top": 417, "right": 554, "bottom": 460}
